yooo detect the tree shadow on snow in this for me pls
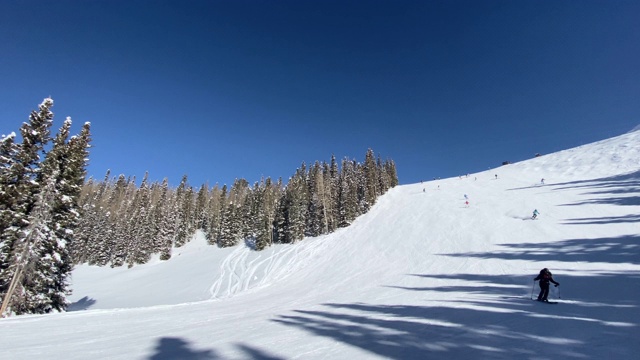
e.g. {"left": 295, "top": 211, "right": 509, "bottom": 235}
{"left": 67, "top": 296, "right": 97, "bottom": 311}
{"left": 441, "top": 234, "right": 640, "bottom": 265}
{"left": 507, "top": 170, "right": 640, "bottom": 194}
{"left": 562, "top": 214, "right": 640, "bottom": 225}
{"left": 273, "top": 271, "right": 640, "bottom": 359}
{"left": 148, "top": 337, "right": 218, "bottom": 360}
{"left": 146, "top": 337, "right": 285, "bottom": 360}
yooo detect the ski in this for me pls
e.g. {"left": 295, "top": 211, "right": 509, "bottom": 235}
{"left": 533, "top": 299, "right": 558, "bottom": 304}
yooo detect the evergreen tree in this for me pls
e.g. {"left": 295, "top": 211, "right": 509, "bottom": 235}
{"left": 84, "top": 171, "right": 116, "bottom": 266}
{"left": 283, "top": 166, "right": 308, "bottom": 243}
{"left": 0, "top": 99, "right": 55, "bottom": 315}
{"left": 363, "top": 148, "right": 379, "bottom": 209}
{"left": 217, "top": 179, "right": 248, "bottom": 248}
{"left": 306, "top": 162, "right": 328, "bottom": 236}
{"left": 272, "top": 185, "right": 288, "bottom": 244}
{"left": 194, "top": 184, "right": 209, "bottom": 232}
{"left": 327, "top": 155, "right": 340, "bottom": 232}
{"left": 253, "top": 177, "right": 279, "bottom": 250}
{"left": 175, "top": 186, "right": 195, "bottom": 247}
{"left": 0, "top": 133, "right": 18, "bottom": 233}
{"left": 126, "top": 173, "right": 154, "bottom": 267}
{"left": 108, "top": 175, "right": 131, "bottom": 267}
{"left": 1, "top": 100, "right": 90, "bottom": 315}
{"left": 205, "top": 185, "right": 223, "bottom": 245}
{"left": 155, "top": 179, "right": 174, "bottom": 261}
{"left": 337, "top": 158, "right": 358, "bottom": 227}
{"left": 34, "top": 120, "right": 91, "bottom": 311}
{"left": 173, "top": 175, "right": 191, "bottom": 247}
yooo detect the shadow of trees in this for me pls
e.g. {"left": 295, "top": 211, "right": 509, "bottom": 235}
{"left": 441, "top": 234, "right": 640, "bottom": 265}
{"left": 67, "top": 296, "right": 97, "bottom": 311}
{"left": 506, "top": 170, "right": 640, "bottom": 223}
{"left": 148, "top": 337, "right": 218, "bottom": 360}
{"left": 550, "top": 171, "right": 640, "bottom": 208}
{"left": 273, "top": 271, "right": 640, "bottom": 359}
{"left": 146, "top": 337, "right": 285, "bottom": 360}
{"left": 562, "top": 215, "right": 640, "bottom": 224}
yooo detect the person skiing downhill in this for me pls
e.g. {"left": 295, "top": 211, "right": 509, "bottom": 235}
{"left": 532, "top": 209, "right": 539, "bottom": 219}
{"left": 534, "top": 268, "right": 559, "bottom": 302}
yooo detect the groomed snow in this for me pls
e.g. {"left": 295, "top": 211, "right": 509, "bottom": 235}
{"left": 1, "top": 130, "right": 639, "bottom": 359}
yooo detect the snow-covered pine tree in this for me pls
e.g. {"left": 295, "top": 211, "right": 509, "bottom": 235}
{"left": 338, "top": 158, "right": 358, "bottom": 227}
{"left": 31, "top": 119, "right": 91, "bottom": 312}
{"left": 0, "top": 133, "right": 18, "bottom": 226}
{"left": 306, "top": 161, "right": 327, "bottom": 237}
{"left": 194, "top": 184, "right": 210, "bottom": 233}
{"left": 2, "top": 175, "right": 58, "bottom": 315}
{"left": 173, "top": 175, "right": 192, "bottom": 248}
{"left": 174, "top": 185, "right": 195, "bottom": 247}
{"left": 217, "top": 179, "right": 248, "bottom": 248}
{"left": 385, "top": 159, "right": 399, "bottom": 187}
{"left": 376, "top": 155, "right": 390, "bottom": 195}
{"left": 1, "top": 101, "right": 90, "bottom": 315}
{"left": 363, "top": 148, "right": 378, "bottom": 210}
{"left": 284, "top": 165, "right": 308, "bottom": 243}
{"left": 155, "top": 178, "right": 174, "bottom": 261}
{"left": 272, "top": 186, "right": 288, "bottom": 244}
{"left": 204, "top": 184, "right": 224, "bottom": 245}
{"left": 254, "top": 177, "right": 278, "bottom": 251}
{"left": 83, "top": 171, "right": 116, "bottom": 266}
{"left": 327, "top": 155, "right": 339, "bottom": 232}
{"left": 0, "top": 99, "right": 55, "bottom": 315}
{"left": 108, "top": 175, "right": 132, "bottom": 267}
{"left": 126, "top": 173, "right": 154, "bottom": 267}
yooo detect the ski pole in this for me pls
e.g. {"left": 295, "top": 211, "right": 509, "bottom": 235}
{"left": 531, "top": 280, "right": 536, "bottom": 300}
{"left": 557, "top": 285, "right": 561, "bottom": 299}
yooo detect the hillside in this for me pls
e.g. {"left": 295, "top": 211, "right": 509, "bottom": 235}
{"left": 1, "top": 130, "right": 639, "bottom": 360}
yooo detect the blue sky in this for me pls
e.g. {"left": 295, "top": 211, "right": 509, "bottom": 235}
{"left": 1, "top": 0, "right": 639, "bottom": 187}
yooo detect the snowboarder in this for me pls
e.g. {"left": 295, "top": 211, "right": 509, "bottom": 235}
{"left": 532, "top": 209, "right": 539, "bottom": 220}
{"left": 534, "top": 268, "right": 559, "bottom": 302}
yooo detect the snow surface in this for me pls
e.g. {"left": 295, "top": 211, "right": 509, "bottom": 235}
{"left": 1, "top": 131, "right": 639, "bottom": 360}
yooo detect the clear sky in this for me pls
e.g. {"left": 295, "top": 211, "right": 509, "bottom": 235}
{"left": 1, "top": 0, "right": 638, "bottom": 187}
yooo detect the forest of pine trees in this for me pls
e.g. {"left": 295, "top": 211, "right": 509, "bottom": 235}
{"left": 73, "top": 150, "right": 398, "bottom": 268}
{"left": 0, "top": 99, "right": 398, "bottom": 316}
{"left": 0, "top": 99, "right": 91, "bottom": 316}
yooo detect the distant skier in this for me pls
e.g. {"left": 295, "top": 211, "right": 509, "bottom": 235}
{"left": 464, "top": 200, "right": 469, "bottom": 207}
{"left": 532, "top": 209, "right": 539, "bottom": 220}
{"left": 464, "top": 194, "right": 468, "bottom": 200}
{"left": 534, "top": 268, "right": 559, "bottom": 302}
{"left": 495, "top": 174, "right": 498, "bottom": 179}
{"left": 541, "top": 178, "right": 545, "bottom": 185}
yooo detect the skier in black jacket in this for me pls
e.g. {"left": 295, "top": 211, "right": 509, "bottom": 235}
{"left": 534, "top": 268, "right": 559, "bottom": 301}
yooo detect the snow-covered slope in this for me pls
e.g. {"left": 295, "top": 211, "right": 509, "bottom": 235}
{"left": 1, "top": 130, "right": 639, "bottom": 360}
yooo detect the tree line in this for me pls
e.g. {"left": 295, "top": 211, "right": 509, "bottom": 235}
{"left": 74, "top": 149, "right": 398, "bottom": 267}
{"left": 0, "top": 98, "right": 398, "bottom": 316}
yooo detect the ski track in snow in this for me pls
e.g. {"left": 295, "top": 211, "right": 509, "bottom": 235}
{"left": 209, "top": 233, "right": 334, "bottom": 299}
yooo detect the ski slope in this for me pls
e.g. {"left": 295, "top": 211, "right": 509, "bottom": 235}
{"left": 1, "top": 130, "right": 639, "bottom": 360}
